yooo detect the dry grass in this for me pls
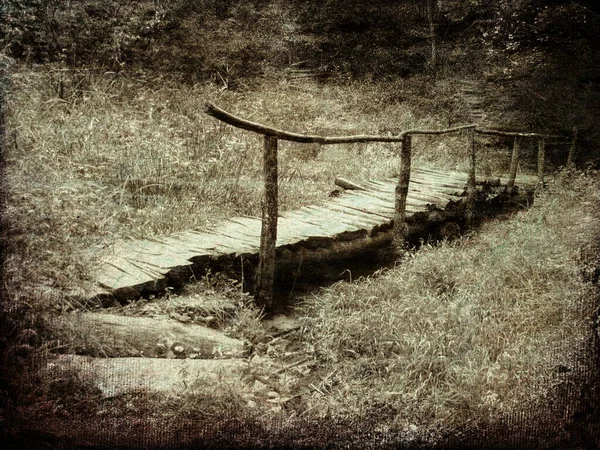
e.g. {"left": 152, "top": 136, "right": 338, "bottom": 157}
{"left": 298, "top": 169, "right": 599, "bottom": 436}
{"left": 3, "top": 64, "right": 598, "bottom": 446}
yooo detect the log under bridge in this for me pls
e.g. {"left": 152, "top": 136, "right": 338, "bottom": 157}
{"left": 89, "top": 105, "right": 575, "bottom": 308}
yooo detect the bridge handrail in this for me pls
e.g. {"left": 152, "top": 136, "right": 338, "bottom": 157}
{"left": 205, "top": 103, "right": 477, "bottom": 143}
{"left": 204, "top": 102, "right": 576, "bottom": 309}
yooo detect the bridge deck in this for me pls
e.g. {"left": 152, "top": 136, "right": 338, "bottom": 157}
{"left": 92, "top": 167, "right": 536, "bottom": 302}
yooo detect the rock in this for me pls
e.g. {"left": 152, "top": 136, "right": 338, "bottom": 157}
{"left": 171, "top": 343, "right": 186, "bottom": 356}
{"left": 54, "top": 312, "right": 248, "bottom": 358}
{"left": 198, "top": 315, "right": 216, "bottom": 326}
{"left": 169, "top": 312, "right": 192, "bottom": 323}
{"left": 44, "top": 355, "right": 247, "bottom": 397}
{"left": 251, "top": 380, "right": 268, "bottom": 392}
{"left": 169, "top": 294, "right": 237, "bottom": 318}
{"left": 264, "top": 315, "right": 300, "bottom": 336}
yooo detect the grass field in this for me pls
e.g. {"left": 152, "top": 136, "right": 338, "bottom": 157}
{"left": 299, "top": 170, "right": 599, "bottom": 435}
{"left": 2, "top": 65, "right": 599, "bottom": 447}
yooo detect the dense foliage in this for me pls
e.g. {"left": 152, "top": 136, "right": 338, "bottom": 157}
{"left": 2, "top": 0, "right": 600, "bottom": 157}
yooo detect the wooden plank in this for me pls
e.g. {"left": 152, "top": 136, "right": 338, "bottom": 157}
{"left": 279, "top": 209, "right": 352, "bottom": 238}
{"left": 307, "top": 204, "right": 385, "bottom": 226}
{"left": 357, "top": 189, "right": 435, "bottom": 211}
{"left": 408, "top": 190, "right": 458, "bottom": 205}
{"left": 170, "top": 230, "right": 257, "bottom": 255}
{"left": 376, "top": 176, "right": 464, "bottom": 195}
{"left": 277, "top": 213, "right": 336, "bottom": 238}
{"left": 275, "top": 223, "right": 332, "bottom": 247}
{"left": 412, "top": 167, "right": 467, "bottom": 181}
{"left": 115, "top": 242, "right": 195, "bottom": 269}
{"left": 280, "top": 207, "right": 343, "bottom": 233}
{"left": 303, "top": 205, "right": 382, "bottom": 231}
{"left": 106, "top": 255, "right": 165, "bottom": 279}
{"left": 116, "top": 239, "right": 191, "bottom": 257}
{"left": 155, "top": 236, "right": 217, "bottom": 254}
{"left": 218, "top": 220, "right": 262, "bottom": 238}
{"left": 303, "top": 205, "right": 375, "bottom": 232}
{"left": 413, "top": 167, "right": 468, "bottom": 183}
{"left": 357, "top": 188, "right": 435, "bottom": 209}
{"left": 282, "top": 212, "right": 349, "bottom": 235}
{"left": 159, "top": 231, "right": 220, "bottom": 252}
{"left": 313, "top": 200, "right": 421, "bottom": 220}
{"left": 362, "top": 179, "right": 459, "bottom": 203}
{"left": 365, "top": 185, "right": 454, "bottom": 206}
{"left": 407, "top": 178, "right": 465, "bottom": 194}
{"left": 410, "top": 174, "right": 466, "bottom": 190}
{"left": 345, "top": 189, "right": 394, "bottom": 206}
{"left": 329, "top": 197, "right": 395, "bottom": 219}
{"left": 331, "top": 191, "right": 396, "bottom": 212}
{"left": 96, "top": 261, "right": 161, "bottom": 291}
{"left": 211, "top": 224, "right": 261, "bottom": 246}
{"left": 227, "top": 216, "right": 263, "bottom": 233}
{"left": 364, "top": 176, "right": 464, "bottom": 198}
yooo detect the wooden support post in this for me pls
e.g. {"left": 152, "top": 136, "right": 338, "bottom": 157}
{"left": 537, "top": 138, "right": 546, "bottom": 183}
{"left": 567, "top": 127, "right": 578, "bottom": 167}
{"left": 466, "top": 129, "right": 476, "bottom": 228}
{"left": 507, "top": 136, "right": 520, "bottom": 193}
{"left": 394, "top": 133, "right": 412, "bottom": 246}
{"left": 255, "top": 135, "right": 278, "bottom": 310}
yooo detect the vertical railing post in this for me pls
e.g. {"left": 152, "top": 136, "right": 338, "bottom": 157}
{"left": 256, "top": 135, "right": 278, "bottom": 310}
{"left": 537, "top": 138, "right": 546, "bottom": 183}
{"left": 567, "top": 127, "right": 578, "bottom": 167}
{"left": 394, "top": 133, "right": 412, "bottom": 246}
{"left": 507, "top": 136, "right": 521, "bottom": 194}
{"left": 466, "top": 129, "right": 477, "bottom": 228}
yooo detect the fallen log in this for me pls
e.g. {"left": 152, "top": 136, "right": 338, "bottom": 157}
{"left": 55, "top": 312, "right": 249, "bottom": 358}
{"left": 334, "top": 178, "right": 366, "bottom": 191}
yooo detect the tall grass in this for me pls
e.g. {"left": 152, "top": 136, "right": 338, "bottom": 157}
{"left": 298, "top": 170, "right": 599, "bottom": 435}
{"left": 4, "top": 66, "right": 482, "bottom": 300}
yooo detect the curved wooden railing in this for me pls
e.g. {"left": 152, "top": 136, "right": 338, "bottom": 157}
{"left": 204, "top": 103, "right": 574, "bottom": 307}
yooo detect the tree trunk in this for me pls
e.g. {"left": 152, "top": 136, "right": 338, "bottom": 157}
{"left": 426, "top": 0, "right": 437, "bottom": 69}
{"left": 567, "top": 127, "right": 578, "bottom": 166}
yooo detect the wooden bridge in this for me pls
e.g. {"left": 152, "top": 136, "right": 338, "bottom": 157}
{"left": 91, "top": 105, "right": 575, "bottom": 308}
